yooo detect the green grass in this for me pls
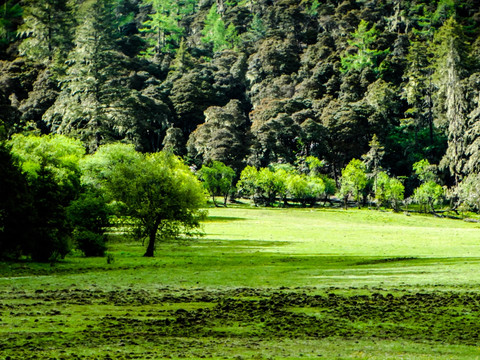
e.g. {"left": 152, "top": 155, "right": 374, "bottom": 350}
{"left": 2, "top": 206, "right": 480, "bottom": 359}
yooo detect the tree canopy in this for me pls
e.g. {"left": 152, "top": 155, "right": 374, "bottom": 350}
{"left": 81, "top": 144, "right": 206, "bottom": 257}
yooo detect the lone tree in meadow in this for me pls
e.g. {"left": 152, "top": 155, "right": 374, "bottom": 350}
{"left": 81, "top": 144, "right": 206, "bottom": 257}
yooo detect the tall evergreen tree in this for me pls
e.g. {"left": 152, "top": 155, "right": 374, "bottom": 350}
{"left": 18, "top": 0, "right": 74, "bottom": 64}
{"left": 431, "top": 17, "right": 470, "bottom": 184}
{"left": 402, "top": 37, "right": 435, "bottom": 144}
{"left": 202, "top": 3, "right": 238, "bottom": 53}
{"left": 43, "top": 0, "right": 133, "bottom": 151}
{"left": 340, "top": 20, "right": 390, "bottom": 74}
{"left": 139, "top": 0, "right": 184, "bottom": 59}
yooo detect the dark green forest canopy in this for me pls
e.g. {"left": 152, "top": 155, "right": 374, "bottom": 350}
{"left": 1, "top": 0, "right": 480, "bottom": 185}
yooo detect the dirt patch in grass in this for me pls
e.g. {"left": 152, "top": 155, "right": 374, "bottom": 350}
{"left": 2, "top": 287, "right": 480, "bottom": 359}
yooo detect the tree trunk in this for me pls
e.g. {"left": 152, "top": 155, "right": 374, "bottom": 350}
{"left": 144, "top": 220, "right": 161, "bottom": 257}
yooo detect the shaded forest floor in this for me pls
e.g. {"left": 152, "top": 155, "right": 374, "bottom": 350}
{"left": 2, "top": 207, "right": 480, "bottom": 359}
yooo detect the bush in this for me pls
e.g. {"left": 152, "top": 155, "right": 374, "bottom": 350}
{"left": 73, "top": 230, "right": 107, "bottom": 257}
{"left": 67, "top": 191, "right": 110, "bottom": 257}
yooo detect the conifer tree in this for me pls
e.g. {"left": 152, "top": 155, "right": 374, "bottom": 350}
{"left": 202, "top": 3, "right": 238, "bottom": 53}
{"left": 18, "top": 0, "right": 74, "bottom": 64}
{"left": 341, "top": 20, "right": 390, "bottom": 74}
{"left": 431, "top": 18, "right": 470, "bottom": 184}
{"left": 139, "top": 0, "right": 183, "bottom": 59}
{"left": 43, "top": 0, "right": 132, "bottom": 150}
{"left": 403, "top": 37, "right": 434, "bottom": 144}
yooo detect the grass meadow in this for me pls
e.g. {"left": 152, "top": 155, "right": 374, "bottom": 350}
{"left": 2, "top": 205, "right": 480, "bottom": 359}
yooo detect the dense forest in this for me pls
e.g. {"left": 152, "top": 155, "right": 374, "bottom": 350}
{"left": 2, "top": 0, "right": 480, "bottom": 180}
{"left": 3, "top": 0, "right": 480, "bottom": 260}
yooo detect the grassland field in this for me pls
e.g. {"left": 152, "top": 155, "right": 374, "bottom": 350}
{"left": 2, "top": 205, "right": 480, "bottom": 359}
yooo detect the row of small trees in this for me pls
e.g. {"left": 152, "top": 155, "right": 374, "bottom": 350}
{"left": 0, "top": 134, "right": 206, "bottom": 261}
{"left": 198, "top": 155, "right": 457, "bottom": 214}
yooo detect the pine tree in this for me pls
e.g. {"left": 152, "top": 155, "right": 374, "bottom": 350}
{"left": 139, "top": 0, "right": 184, "bottom": 59}
{"left": 201, "top": 3, "right": 238, "bottom": 53}
{"left": 402, "top": 37, "right": 435, "bottom": 144}
{"left": 431, "top": 18, "right": 470, "bottom": 184}
{"left": 340, "top": 20, "right": 390, "bottom": 74}
{"left": 43, "top": 0, "right": 132, "bottom": 150}
{"left": 18, "top": 0, "right": 74, "bottom": 64}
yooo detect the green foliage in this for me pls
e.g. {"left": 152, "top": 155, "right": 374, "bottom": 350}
{"left": 43, "top": 0, "right": 136, "bottom": 150}
{"left": 198, "top": 161, "right": 236, "bottom": 206}
{"left": 0, "top": 0, "right": 22, "bottom": 45}
{"left": 413, "top": 181, "right": 444, "bottom": 213}
{"left": 7, "top": 134, "right": 85, "bottom": 261}
{"left": 285, "top": 173, "right": 325, "bottom": 207}
{"left": 432, "top": 0, "right": 455, "bottom": 26}
{"left": 340, "top": 20, "right": 390, "bottom": 74}
{"left": 305, "top": 156, "right": 324, "bottom": 176}
{"left": 67, "top": 191, "right": 110, "bottom": 257}
{"left": 454, "top": 173, "right": 480, "bottom": 212}
{"left": 245, "top": 13, "right": 266, "bottom": 42}
{"left": 237, "top": 165, "right": 286, "bottom": 206}
{"left": 412, "top": 159, "right": 443, "bottom": 213}
{"left": 202, "top": 3, "right": 238, "bottom": 53}
{"left": 28, "top": 167, "right": 73, "bottom": 262}
{"left": 81, "top": 143, "right": 206, "bottom": 257}
{"left": 338, "top": 159, "right": 368, "bottom": 208}
{"left": 413, "top": 159, "right": 437, "bottom": 183}
{"left": 430, "top": 18, "right": 471, "bottom": 182}
{"left": 18, "top": 0, "right": 74, "bottom": 64}
{"left": 375, "top": 172, "right": 404, "bottom": 211}
{"left": 187, "top": 100, "right": 249, "bottom": 172}
{"left": 8, "top": 134, "right": 84, "bottom": 194}
{"left": 139, "top": 0, "right": 184, "bottom": 57}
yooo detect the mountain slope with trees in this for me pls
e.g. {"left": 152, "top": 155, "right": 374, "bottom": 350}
{"left": 2, "top": 0, "right": 480, "bottom": 198}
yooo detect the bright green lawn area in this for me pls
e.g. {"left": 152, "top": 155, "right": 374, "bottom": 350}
{"left": 4, "top": 206, "right": 479, "bottom": 291}
{"left": 2, "top": 206, "right": 480, "bottom": 359}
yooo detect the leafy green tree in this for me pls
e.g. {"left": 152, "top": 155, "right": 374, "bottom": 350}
{"left": 412, "top": 159, "right": 444, "bottom": 213}
{"left": 8, "top": 134, "right": 84, "bottom": 199}
{"left": 244, "top": 13, "right": 266, "bottom": 43}
{"left": 67, "top": 191, "right": 110, "bottom": 257}
{"left": 362, "top": 134, "right": 384, "bottom": 195}
{"left": 187, "top": 100, "right": 249, "bottom": 172}
{"left": 8, "top": 134, "right": 85, "bottom": 261}
{"left": 341, "top": 20, "right": 390, "bottom": 74}
{"left": 412, "top": 158, "right": 437, "bottom": 183}
{"left": 250, "top": 103, "right": 302, "bottom": 166}
{"left": 305, "top": 156, "right": 324, "bottom": 176}
{"left": 198, "top": 161, "right": 235, "bottom": 207}
{"left": 286, "top": 173, "right": 325, "bottom": 207}
{"left": 338, "top": 159, "right": 368, "bottom": 208}
{"left": 139, "top": 0, "right": 184, "bottom": 58}
{"left": 237, "top": 165, "right": 286, "bottom": 206}
{"left": 237, "top": 165, "right": 259, "bottom": 201}
{"left": 413, "top": 180, "right": 444, "bottom": 213}
{"left": 81, "top": 144, "right": 206, "bottom": 257}
{"left": 18, "top": 0, "right": 74, "bottom": 64}
{"left": 375, "top": 172, "right": 404, "bottom": 211}
{"left": 162, "top": 127, "right": 186, "bottom": 156}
